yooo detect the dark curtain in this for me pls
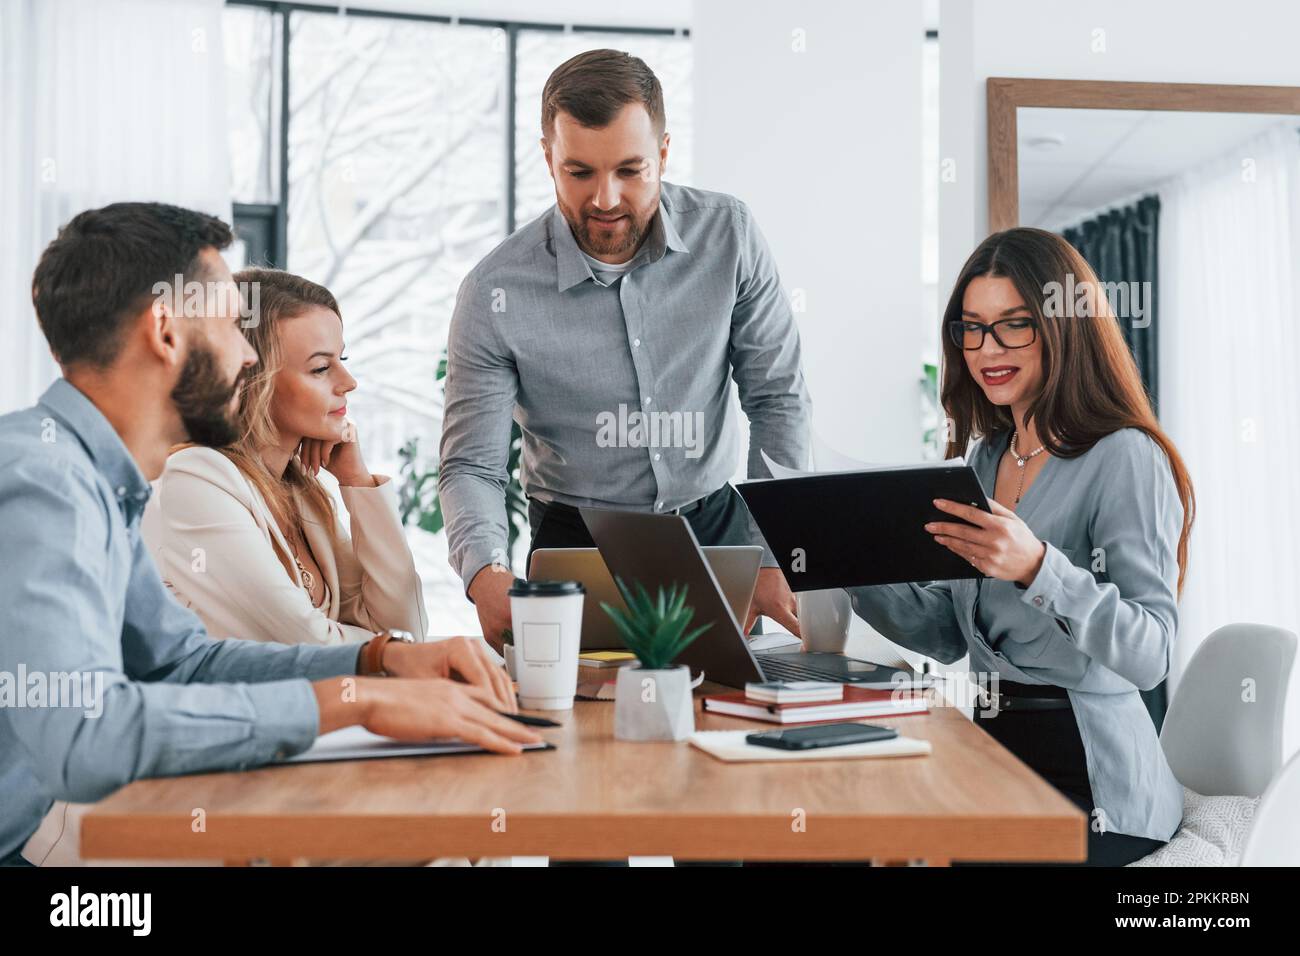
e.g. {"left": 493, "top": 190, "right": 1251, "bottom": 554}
{"left": 1062, "top": 195, "right": 1168, "bottom": 730}
{"left": 1062, "top": 195, "right": 1160, "bottom": 414}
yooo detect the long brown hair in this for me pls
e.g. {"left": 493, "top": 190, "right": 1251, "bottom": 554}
{"left": 940, "top": 228, "right": 1195, "bottom": 593}
{"left": 214, "top": 268, "right": 342, "bottom": 577}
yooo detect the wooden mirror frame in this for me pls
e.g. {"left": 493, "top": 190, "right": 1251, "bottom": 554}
{"left": 986, "top": 77, "right": 1300, "bottom": 232}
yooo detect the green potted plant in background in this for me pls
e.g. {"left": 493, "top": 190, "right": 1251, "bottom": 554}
{"left": 602, "top": 578, "right": 711, "bottom": 742}
{"left": 397, "top": 349, "right": 529, "bottom": 559}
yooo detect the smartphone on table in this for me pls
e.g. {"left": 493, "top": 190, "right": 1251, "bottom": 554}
{"left": 745, "top": 722, "right": 898, "bottom": 751}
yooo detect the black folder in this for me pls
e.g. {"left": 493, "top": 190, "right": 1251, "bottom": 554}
{"left": 736, "top": 461, "right": 993, "bottom": 591}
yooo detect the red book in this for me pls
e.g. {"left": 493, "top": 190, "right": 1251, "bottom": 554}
{"left": 702, "top": 686, "right": 929, "bottom": 725}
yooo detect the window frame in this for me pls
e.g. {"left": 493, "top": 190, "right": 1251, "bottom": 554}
{"left": 226, "top": 0, "right": 691, "bottom": 264}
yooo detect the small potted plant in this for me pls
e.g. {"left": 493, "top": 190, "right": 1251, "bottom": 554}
{"left": 602, "top": 578, "right": 711, "bottom": 742}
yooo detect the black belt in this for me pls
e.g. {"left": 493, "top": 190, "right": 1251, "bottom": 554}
{"left": 980, "top": 680, "right": 1071, "bottom": 712}
{"left": 663, "top": 488, "right": 723, "bottom": 516}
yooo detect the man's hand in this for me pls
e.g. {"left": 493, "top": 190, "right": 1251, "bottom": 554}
{"left": 467, "top": 565, "right": 514, "bottom": 652}
{"left": 747, "top": 566, "right": 800, "bottom": 636}
{"left": 312, "top": 677, "right": 541, "bottom": 755}
{"left": 382, "top": 635, "right": 517, "bottom": 712}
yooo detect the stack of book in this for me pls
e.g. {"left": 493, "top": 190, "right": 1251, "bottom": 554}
{"left": 703, "top": 681, "right": 928, "bottom": 724}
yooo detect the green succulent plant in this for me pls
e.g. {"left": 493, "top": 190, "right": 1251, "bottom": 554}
{"left": 600, "top": 578, "right": 712, "bottom": 671}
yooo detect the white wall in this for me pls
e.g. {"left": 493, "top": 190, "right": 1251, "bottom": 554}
{"left": 939, "top": 0, "right": 1300, "bottom": 293}
{"left": 692, "top": 0, "right": 926, "bottom": 464}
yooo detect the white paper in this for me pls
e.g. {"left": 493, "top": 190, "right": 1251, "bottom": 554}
{"left": 759, "top": 447, "right": 965, "bottom": 480}
{"left": 281, "top": 725, "right": 550, "bottom": 764}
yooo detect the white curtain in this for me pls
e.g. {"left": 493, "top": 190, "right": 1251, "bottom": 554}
{"left": 1160, "top": 123, "right": 1300, "bottom": 758}
{"left": 0, "top": 0, "right": 230, "bottom": 413}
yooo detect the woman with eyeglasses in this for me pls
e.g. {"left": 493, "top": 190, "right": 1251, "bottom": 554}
{"left": 848, "top": 227, "right": 1195, "bottom": 866}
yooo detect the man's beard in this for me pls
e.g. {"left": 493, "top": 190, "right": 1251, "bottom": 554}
{"left": 558, "top": 193, "right": 656, "bottom": 260}
{"left": 170, "top": 342, "right": 244, "bottom": 447}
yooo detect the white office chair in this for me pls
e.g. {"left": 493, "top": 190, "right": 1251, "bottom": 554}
{"left": 1161, "top": 623, "right": 1296, "bottom": 796}
{"left": 1238, "top": 749, "right": 1300, "bottom": 866}
{"left": 1129, "top": 623, "right": 1297, "bottom": 866}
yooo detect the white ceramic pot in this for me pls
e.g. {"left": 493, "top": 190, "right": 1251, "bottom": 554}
{"left": 613, "top": 665, "right": 696, "bottom": 741}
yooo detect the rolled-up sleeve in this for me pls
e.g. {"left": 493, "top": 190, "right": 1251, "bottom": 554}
{"left": 1019, "top": 431, "right": 1182, "bottom": 691}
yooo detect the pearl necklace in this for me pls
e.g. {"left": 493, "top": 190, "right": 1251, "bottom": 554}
{"left": 1010, "top": 430, "right": 1047, "bottom": 504}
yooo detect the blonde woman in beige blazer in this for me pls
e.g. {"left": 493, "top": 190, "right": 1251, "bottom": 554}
{"left": 143, "top": 443, "right": 426, "bottom": 645}
{"left": 142, "top": 267, "right": 427, "bottom": 645}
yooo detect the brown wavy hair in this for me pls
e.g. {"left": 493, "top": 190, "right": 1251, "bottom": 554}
{"left": 940, "top": 228, "right": 1195, "bottom": 593}
{"left": 198, "top": 268, "right": 342, "bottom": 580}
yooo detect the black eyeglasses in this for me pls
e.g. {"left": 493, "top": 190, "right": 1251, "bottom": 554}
{"left": 947, "top": 318, "right": 1037, "bottom": 350}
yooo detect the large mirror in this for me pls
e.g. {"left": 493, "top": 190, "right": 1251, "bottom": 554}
{"left": 986, "top": 79, "right": 1300, "bottom": 726}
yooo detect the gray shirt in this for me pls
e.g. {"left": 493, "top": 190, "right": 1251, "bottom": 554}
{"left": 0, "top": 379, "right": 361, "bottom": 859}
{"left": 439, "top": 181, "right": 812, "bottom": 589}
{"left": 848, "top": 427, "right": 1184, "bottom": 842}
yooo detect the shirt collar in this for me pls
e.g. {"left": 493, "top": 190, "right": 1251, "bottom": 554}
{"left": 39, "top": 378, "right": 151, "bottom": 510}
{"left": 551, "top": 197, "right": 691, "bottom": 292}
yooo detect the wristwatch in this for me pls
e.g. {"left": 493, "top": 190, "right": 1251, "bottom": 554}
{"left": 360, "top": 629, "right": 417, "bottom": 677}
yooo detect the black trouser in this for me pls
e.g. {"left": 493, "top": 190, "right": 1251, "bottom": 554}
{"left": 525, "top": 484, "right": 755, "bottom": 572}
{"left": 964, "top": 685, "right": 1167, "bottom": 867}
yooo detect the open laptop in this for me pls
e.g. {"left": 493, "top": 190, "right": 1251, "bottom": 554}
{"left": 528, "top": 545, "right": 763, "bottom": 651}
{"left": 580, "top": 507, "right": 922, "bottom": 689}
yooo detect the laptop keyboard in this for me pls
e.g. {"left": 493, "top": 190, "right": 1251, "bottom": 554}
{"left": 756, "top": 654, "right": 856, "bottom": 683}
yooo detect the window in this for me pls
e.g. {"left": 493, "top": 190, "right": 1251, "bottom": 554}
{"left": 224, "top": 3, "right": 692, "bottom": 630}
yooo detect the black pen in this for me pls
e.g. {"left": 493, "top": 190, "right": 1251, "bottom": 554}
{"left": 500, "top": 712, "right": 561, "bottom": 728}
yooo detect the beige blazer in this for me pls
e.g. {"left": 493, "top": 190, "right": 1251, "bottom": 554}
{"left": 141, "top": 445, "right": 428, "bottom": 645}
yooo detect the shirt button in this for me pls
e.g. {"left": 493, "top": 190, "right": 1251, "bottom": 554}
{"left": 116, "top": 486, "right": 127, "bottom": 497}
{"left": 654, "top": 453, "right": 661, "bottom": 461}
{"left": 643, "top": 396, "right": 652, "bottom": 405}
{"left": 633, "top": 338, "right": 641, "bottom": 347}
{"left": 1032, "top": 596, "right": 1044, "bottom": 608}
{"left": 655, "top": 501, "right": 664, "bottom": 511}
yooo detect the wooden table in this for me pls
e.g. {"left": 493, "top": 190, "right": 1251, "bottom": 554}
{"left": 81, "top": 683, "right": 1085, "bottom": 865}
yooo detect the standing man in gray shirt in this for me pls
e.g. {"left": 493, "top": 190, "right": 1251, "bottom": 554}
{"left": 440, "top": 50, "right": 812, "bottom": 647}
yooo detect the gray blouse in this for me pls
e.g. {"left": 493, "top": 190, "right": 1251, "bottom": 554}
{"left": 847, "top": 427, "right": 1184, "bottom": 842}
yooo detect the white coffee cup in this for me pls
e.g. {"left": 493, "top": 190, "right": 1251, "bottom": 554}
{"left": 507, "top": 579, "right": 585, "bottom": 710}
{"left": 796, "top": 588, "right": 853, "bottom": 654}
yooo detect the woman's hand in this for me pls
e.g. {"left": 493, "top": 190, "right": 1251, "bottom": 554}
{"left": 926, "top": 498, "right": 1047, "bottom": 587}
{"left": 298, "top": 420, "right": 374, "bottom": 487}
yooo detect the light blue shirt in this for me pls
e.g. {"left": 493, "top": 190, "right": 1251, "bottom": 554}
{"left": 848, "top": 427, "right": 1184, "bottom": 842}
{"left": 438, "top": 181, "right": 812, "bottom": 589}
{"left": 0, "top": 379, "right": 361, "bottom": 859}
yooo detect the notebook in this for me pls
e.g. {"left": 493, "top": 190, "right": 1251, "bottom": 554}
{"left": 689, "top": 729, "right": 931, "bottom": 762}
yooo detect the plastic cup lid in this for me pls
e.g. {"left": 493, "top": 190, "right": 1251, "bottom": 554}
{"left": 508, "top": 578, "right": 586, "bottom": 597}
